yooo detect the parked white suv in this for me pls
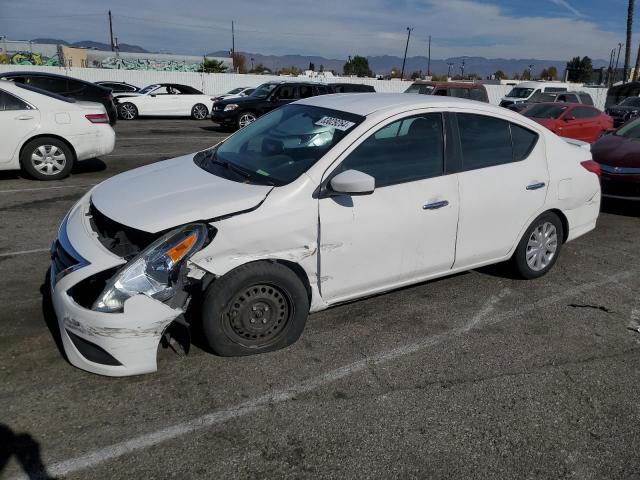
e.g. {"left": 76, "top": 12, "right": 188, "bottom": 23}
{"left": 500, "top": 81, "right": 571, "bottom": 108}
{"left": 51, "top": 94, "right": 600, "bottom": 376}
{"left": 0, "top": 80, "right": 115, "bottom": 180}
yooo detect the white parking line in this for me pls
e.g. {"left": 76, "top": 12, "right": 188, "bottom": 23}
{"left": 0, "top": 184, "right": 95, "bottom": 194}
{"left": 0, "top": 248, "right": 50, "bottom": 258}
{"left": 14, "top": 269, "right": 634, "bottom": 480}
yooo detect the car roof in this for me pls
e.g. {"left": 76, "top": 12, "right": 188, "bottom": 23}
{"left": 410, "top": 81, "right": 485, "bottom": 88}
{"left": 0, "top": 71, "right": 109, "bottom": 91}
{"left": 297, "top": 92, "right": 502, "bottom": 117}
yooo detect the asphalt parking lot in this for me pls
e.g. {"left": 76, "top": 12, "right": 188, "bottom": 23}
{"left": 1, "top": 118, "right": 640, "bottom": 479}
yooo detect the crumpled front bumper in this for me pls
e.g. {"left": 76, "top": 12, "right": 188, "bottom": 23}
{"left": 50, "top": 191, "right": 183, "bottom": 376}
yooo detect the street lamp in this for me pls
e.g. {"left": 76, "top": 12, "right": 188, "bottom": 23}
{"left": 401, "top": 27, "right": 414, "bottom": 79}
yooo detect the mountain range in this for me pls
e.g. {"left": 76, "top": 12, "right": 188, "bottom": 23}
{"left": 30, "top": 39, "right": 607, "bottom": 77}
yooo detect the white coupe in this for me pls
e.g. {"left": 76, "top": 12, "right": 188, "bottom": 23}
{"left": 51, "top": 94, "right": 600, "bottom": 376}
{"left": 0, "top": 79, "right": 115, "bottom": 180}
{"left": 116, "top": 83, "right": 213, "bottom": 120}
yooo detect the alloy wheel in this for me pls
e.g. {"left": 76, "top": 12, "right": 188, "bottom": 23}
{"left": 31, "top": 145, "right": 66, "bottom": 176}
{"left": 119, "top": 103, "right": 136, "bottom": 120}
{"left": 193, "top": 104, "right": 208, "bottom": 119}
{"left": 526, "top": 221, "right": 558, "bottom": 272}
{"left": 238, "top": 113, "right": 256, "bottom": 128}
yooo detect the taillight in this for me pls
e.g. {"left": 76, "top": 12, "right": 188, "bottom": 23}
{"left": 581, "top": 160, "right": 601, "bottom": 178}
{"left": 85, "top": 113, "right": 109, "bottom": 124}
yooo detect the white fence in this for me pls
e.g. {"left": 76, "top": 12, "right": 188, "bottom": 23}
{"left": 0, "top": 64, "right": 608, "bottom": 109}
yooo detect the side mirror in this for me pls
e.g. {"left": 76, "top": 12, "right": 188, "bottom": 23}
{"left": 329, "top": 170, "right": 375, "bottom": 196}
{"left": 150, "top": 94, "right": 156, "bottom": 97}
{"left": 269, "top": 96, "right": 278, "bottom": 103}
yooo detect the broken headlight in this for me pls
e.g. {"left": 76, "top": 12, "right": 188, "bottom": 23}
{"left": 93, "top": 223, "right": 208, "bottom": 313}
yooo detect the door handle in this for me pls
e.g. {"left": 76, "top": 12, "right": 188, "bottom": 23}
{"left": 423, "top": 200, "right": 449, "bottom": 210}
{"left": 15, "top": 115, "right": 34, "bottom": 120}
{"left": 526, "top": 182, "right": 546, "bottom": 191}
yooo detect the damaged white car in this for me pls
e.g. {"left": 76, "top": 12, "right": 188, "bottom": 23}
{"left": 51, "top": 93, "right": 601, "bottom": 376}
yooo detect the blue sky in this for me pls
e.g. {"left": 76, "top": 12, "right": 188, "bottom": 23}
{"left": 0, "top": 0, "right": 637, "bottom": 60}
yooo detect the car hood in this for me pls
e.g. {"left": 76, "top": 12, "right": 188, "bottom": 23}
{"left": 216, "top": 95, "right": 264, "bottom": 106}
{"left": 91, "top": 154, "right": 273, "bottom": 233}
{"left": 591, "top": 134, "right": 640, "bottom": 167}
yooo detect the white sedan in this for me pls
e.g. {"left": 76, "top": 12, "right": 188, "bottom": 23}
{"left": 0, "top": 79, "right": 115, "bottom": 180}
{"left": 51, "top": 94, "right": 600, "bottom": 375}
{"left": 116, "top": 83, "right": 213, "bottom": 120}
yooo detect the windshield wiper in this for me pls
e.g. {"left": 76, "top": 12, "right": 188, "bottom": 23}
{"left": 227, "top": 162, "right": 276, "bottom": 186}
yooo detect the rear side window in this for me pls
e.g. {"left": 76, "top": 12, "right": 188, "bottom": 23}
{"left": 546, "top": 87, "right": 567, "bottom": 93}
{"left": 26, "top": 76, "right": 69, "bottom": 94}
{"left": 448, "top": 88, "right": 470, "bottom": 99}
{"left": 0, "top": 90, "right": 30, "bottom": 110}
{"left": 469, "top": 88, "right": 487, "bottom": 102}
{"left": 457, "top": 114, "right": 512, "bottom": 170}
{"left": 338, "top": 113, "right": 444, "bottom": 187}
{"left": 579, "top": 94, "right": 594, "bottom": 106}
{"left": 511, "top": 124, "right": 538, "bottom": 161}
{"left": 299, "top": 85, "right": 314, "bottom": 98}
{"left": 572, "top": 107, "right": 599, "bottom": 119}
{"left": 316, "top": 85, "right": 331, "bottom": 95}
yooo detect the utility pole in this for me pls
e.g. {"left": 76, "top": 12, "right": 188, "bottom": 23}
{"left": 108, "top": 10, "right": 115, "bottom": 52}
{"left": 460, "top": 59, "right": 465, "bottom": 79}
{"left": 623, "top": 0, "right": 634, "bottom": 82}
{"left": 614, "top": 42, "right": 623, "bottom": 84}
{"left": 634, "top": 41, "right": 640, "bottom": 81}
{"left": 400, "top": 27, "right": 413, "bottom": 80}
{"left": 231, "top": 20, "right": 236, "bottom": 72}
{"left": 528, "top": 64, "right": 535, "bottom": 80}
{"left": 447, "top": 62, "right": 454, "bottom": 79}
{"left": 607, "top": 48, "right": 616, "bottom": 85}
{"left": 427, "top": 35, "right": 431, "bottom": 77}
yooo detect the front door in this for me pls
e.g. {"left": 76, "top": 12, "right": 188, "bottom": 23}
{"left": 319, "top": 112, "right": 459, "bottom": 303}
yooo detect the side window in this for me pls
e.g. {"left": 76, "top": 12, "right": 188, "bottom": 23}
{"left": 0, "top": 90, "right": 30, "bottom": 111}
{"left": 579, "top": 94, "right": 594, "bottom": 106}
{"left": 457, "top": 113, "right": 512, "bottom": 170}
{"left": 28, "top": 76, "right": 68, "bottom": 94}
{"left": 337, "top": 113, "right": 444, "bottom": 188}
{"left": 275, "top": 85, "right": 296, "bottom": 100}
{"left": 434, "top": 88, "right": 447, "bottom": 96}
{"left": 469, "top": 88, "right": 487, "bottom": 101}
{"left": 511, "top": 124, "right": 538, "bottom": 161}
{"left": 449, "top": 88, "right": 470, "bottom": 99}
{"left": 299, "top": 85, "right": 314, "bottom": 98}
{"left": 573, "top": 107, "right": 599, "bottom": 119}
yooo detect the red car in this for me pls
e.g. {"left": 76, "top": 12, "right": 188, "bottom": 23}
{"left": 591, "top": 117, "right": 640, "bottom": 200}
{"left": 523, "top": 103, "right": 613, "bottom": 143}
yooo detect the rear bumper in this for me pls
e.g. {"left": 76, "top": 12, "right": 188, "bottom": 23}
{"left": 50, "top": 192, "right": 183, "bottom": 376}
{"left": 70, "top": 127, "right": 116, "bottom": 161}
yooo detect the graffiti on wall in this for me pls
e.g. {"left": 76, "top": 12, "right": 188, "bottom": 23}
{"left": 99, "top": 57, "right": 201, "bottom": 72}
{"left": 9, "top": 52, "right": 60, "bottom": 66}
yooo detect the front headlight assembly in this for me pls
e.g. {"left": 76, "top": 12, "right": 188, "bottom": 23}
{"left": 93, "top": 224, "right": 208, "bottom": 313}
{"left": 224, "top": 104, "right": 239, "bottom": 112}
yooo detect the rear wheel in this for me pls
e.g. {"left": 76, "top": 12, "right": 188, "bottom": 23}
{"left": 118, "top": 102, "right": 138, "bottom": 120}
{"left": 202, "top": 262, "right": 309, "bottom": 356}
{"left": 511, "top": 212, "right": 563, "bottom": 279}
{"left": 20, "top": 137, "right": 74, "bottom": 180}
{"left": 191, "top": 103, "right": 209, "bottom": 120}
{"left": 237, "top": 111, "right": 257, "bottom": 129}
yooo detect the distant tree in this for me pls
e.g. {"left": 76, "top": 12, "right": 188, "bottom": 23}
{"left": 308, "top": 62, "right": 315, "bottom": 72}
{"left": 249, "top": 63, "right": 268, "bottom": 74}
{"left": 278, "top": 65, "right": 301, "bottom": 76}
{"left": 566, "top": 56, "right": 593, "bottom": 83}
{"left": 512, "top": 72, "right": 522, "bottom": 80}
{"left": 431, "top": 74, "right": 448, "bottom": 81}
{"left": 389, "top": 67, "right": 402, "bottom": 78}
{"left": 493, "top": 70, "right": 507, "bottom": 80}
{"left": 539, "top": 66, "right": 558, "bottom": 80}
{"left": 319, "top": 64, "right": 325, "bottom": 72}
{"left": 232, "top": 53, "right": 247, "bottom": 73}
{"left": 344, "top": 55, "right": 373, "bottom": 77}
{"left": 521, "top": 68, "right": 532, "bottom": 81}
{"left": 0, "top": 54, "right": 7, "bottom": 65}
{"left": 198, "top": 58, "right": 227, "bottom": 73}
{"left": 410, "top": 70, "right": 423, "bottom": 80}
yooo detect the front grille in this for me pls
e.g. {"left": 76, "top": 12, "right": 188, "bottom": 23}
{"left": 90, "top": 202, "right": 159, "bottom": 260}
{"left": 601, "top": 176, "right": 640, "bottom": 198}
{"left": 51, "top": 240, "right": 78, "bottom": 277}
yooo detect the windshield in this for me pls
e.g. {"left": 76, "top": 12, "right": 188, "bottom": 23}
{"left": 524, "top": 104, "right": 568, "bottom": 119}
{"left": 619, "top": 97, "right": 640, "bottom": 107}
{"left": 615, "top": 118, "right": 640, "bottom": 139}
{"left": 195, "top": 104, "right": 364, "bottom": 185}
{"left": 506, "top": 87, "right": 535, "bottom": 99}
{"left": 227, "top": 87, "right": 243, "bottom": 95}
{"left": 250, "top": 83, "right": 278, "bottom": 98}
{"left": 139, "top": 84, "right": 160, "bottom": 94}
{"left": 404, "top": 84, "right": 434, "bottom": 94}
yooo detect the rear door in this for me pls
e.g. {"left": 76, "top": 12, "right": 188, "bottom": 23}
{"left": 319, "top": 112, "right": 459, "bottom": 302}
{"left": 0, "top": 89, "right": 40, "bottom": 164}
{"left": 452, "top": 112, "right": 547, "bottom": 268}
{"left": 564, "top": 106, "right": 601, "bottom": 142}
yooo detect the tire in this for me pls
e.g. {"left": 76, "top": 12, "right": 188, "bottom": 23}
{"left": 118, "top": 102, "right": 138, "bottom": 120}
{"left": 202, "top": 261, "right": 310, "bottom": 356}
{"left": 236, "top": 111, "right": 257, "bottom": 130}
{"left": 20, "top": 137, "right": 74, "bottom": 180}
{"left": 191, "top": 103, "right": 209, "bottom": 120}
{"left": 511, "top": 212, "right": 563, "bottom": 279}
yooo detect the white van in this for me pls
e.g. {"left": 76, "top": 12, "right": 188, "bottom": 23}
{"left": 500, "top": 81, "right": 570, "bottom": 108}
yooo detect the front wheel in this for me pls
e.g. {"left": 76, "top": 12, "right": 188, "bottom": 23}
{"left": 202, "top": 262, "right": 310, "bottom": 356}
{"left": 236, "top": 111, "right": 257, "bottom": 130}
{"left": 191, "top": 103, "right": 209, "bottom": 120}
{"left": 118, "top": 102, "right": 138, "bottom": 120}
{"left": 511, "top": 212, "right": 563, "bottom": 279}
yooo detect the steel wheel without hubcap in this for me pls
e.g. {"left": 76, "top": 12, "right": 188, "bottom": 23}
{"left": 526, "top": 221, "right": 558, "bottom": 272}
{"left": 238, "top": 112, "right": 257, "bottom": 129}
{"left": 222, "top": 284, "right": 292, "bottom": 348}
{"left": 192, "top": 104, "right": 208, "bottom": 119}
{"left": 31, "top": 145, "right": 66, "bottom": 176}
{"left": 119, "top": 103, "right": 137, "bottom": 120}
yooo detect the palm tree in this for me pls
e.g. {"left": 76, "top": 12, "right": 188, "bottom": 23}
{"left": 623, "top": 0, "right": 634, "bottom": 82}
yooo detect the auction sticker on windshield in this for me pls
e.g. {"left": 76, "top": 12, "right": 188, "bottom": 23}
{"left": 315, "top": 116, "right": 356, "bottom": 131}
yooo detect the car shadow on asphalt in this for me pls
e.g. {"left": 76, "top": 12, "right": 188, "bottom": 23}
{"left": 199, "top": 125, "right": 232, "bottom": 134}
{"left": 601, "top": 198, "right": 640, "bottom": 218}
{"left": 71, "top": 157, "right": 106, "bottom": 175}
{"left": 0, "top": 424, "right": 56, "bottom": 480}
{"left": 40, "top": 269, "right": 68, "bottom": 363}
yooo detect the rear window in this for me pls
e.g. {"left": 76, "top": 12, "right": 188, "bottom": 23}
{"left": 469, "top": 88, "right": 488, "bottom": 102}
{"left": 14, "top": 82, "right": 75, "bottom": 103}
{"left": 405, "top": 84, "right": 434, "bottom": 95}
